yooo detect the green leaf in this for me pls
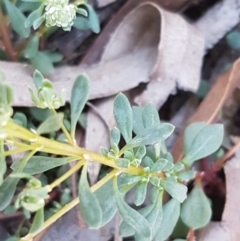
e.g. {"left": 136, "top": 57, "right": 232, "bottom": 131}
{"left": 0, "top": 177, "right": 18, "bottom": 211}
{"left": 70, "top": 75, "right": 89, "bottom": 138}
{"left": 173, "top": 163, "right": 184, "bottom": 172}
{"left": 113, "top": 177, "right": 151, "bottom": 238}
{"left": 132, "top": 106, "right": 145, "bottom": 135}
{"left": 73, "top": 4, "right": 100, "bottom": 33}
{"left": 23, "top": 35, "right": 39, "bottom": 59}
{"left": 153, "top": 199, "right": 180, "bottom": 241}
{"left": 13, "top": 112, "right": 28, "bottom": 128}
{"left": 37, "top": 113, "right": 64, "bottom": 135}
{"left": 183, "top": 124, "right": 224, "bottom": 166}
{"left": 134, "top": 181, "right": 148, "bottom": 206}
{"left": 183, "top": 122, "right": 206, "bottom": 154}
{"left": 33, "top": 16, "right": 45, "bottom": 30}
{"left": 134, "top": 191, "right": 163, "bottom": 241}
{"left": 128, "top": 124, "right": 174, "bottom": 148}
{"left": 181, "top": 183, "right": 212, "bottom": 229}
{"left": 94, "top": 180, "right": 117, "bottom": 226}
{"left": 110, "top": 127, "right": 121, "bottom": 146}
{"left": 30, "top": 107, "right": 51, "bottom": 122}
{"left": 178, "top": 170, "right": 196, "bottom": 181}
{"left": 25, "top": 5, "right": 44, "bottom": 28}
{"left": 11, "top": 156, "right": 78, "bottom": 175}
{"left": 151, "top": 158, "right": 168, "bottom": 172}
{"left": 142, "top": 156, "right": 154, "bottom": 168}
{"left": 30, "top": 51, "right": 54, "bottom": 74}
{"left": 135, "top": 146, "right": 146, "bottom": 160}
{"left": 78, "top": 164, "right": 102, "bottom": 228}
{"left": 161, "top": 179, "right": 187, "bottom": 203}
{"left": 115, "top": 158, "right": 130, "bottom": 168}
{"left": 0, "top": 140, "right": 6, "bottom": 186}
{"left": 142, "top": 104, "right": 160, "bottom": 128}
{"left": 226, "top": 31, "right": 240, "bottom": 49}
{"left": 42, "top": 51, "right": 63, "bottom": 63}
{"left": 120, "top": 204, "right": 154, "bottom": 237}
{"left": 4, "top": 0, "right": 30, "bottom": 38}
{"left": 113, "top": 93, "right": 133, "bottom": 143}
{"left": 29, "top": 207, "right": 44, "bottom": 233}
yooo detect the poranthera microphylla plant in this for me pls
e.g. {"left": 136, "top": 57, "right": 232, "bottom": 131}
{"left": 0, "top": 69, "right": 224, "bottom": 241}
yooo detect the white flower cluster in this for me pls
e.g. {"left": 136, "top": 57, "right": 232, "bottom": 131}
{"left": 44, "top": 0, "right": 76, "bottom": 31}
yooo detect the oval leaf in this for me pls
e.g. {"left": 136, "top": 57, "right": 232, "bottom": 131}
{"left": 94, "top": 180, "right": 117, "bottom": 226}
{"left": 183, "top": 124, "right": 224, "bottom": 166}
{"left": 181, "top": 182, "right": 212, "bottom": 229}
{"left": 161, "top": 179, "right": 187, "bottom": 203}
{"left": 153, "top": 199, "right": 180, "bottom": 241}
{"left": 29, "top": 207, "right": 44, "bottom": 233}
{"left": 25, "top": 5, "right": 43, "bottom": 28}
{"left": 78, "top": 164, "right": 102, "bottom": 228}
{"left": 142, "top": 104, "right": 160, "bottom": 128}
{"left": 11, "top": 156, "right": 77, "bottom": 175}
{"left": 4, "top": 0, "right": 30, "bottom": 38}
{"left": 30, "top": 51, "right": 54, "bottom": 74}
{"left": 37, "top": 113, "right": 64, "bottom": 135}
{"left": 113, "top": 93, "right": 133, "bottom": 143}
{"left": 23, "top": 35, "right": 39, "bottom": 59}
{"left": 129, "top": 124, "right": 174, "bottom": 147}
{"left": 134, "top": 181, "right": 148, "bottom": 206}
{"left": 183, "top": 122, "right": 206, "bottom": 154}
{"left": 132, "top": 106, "right": 145, "bottom": 135}
{"left": 113, "top": 177, "right": 151, "bottom": 238}
{"left": 70, "top": 75, "right": 89, "bottom": 138}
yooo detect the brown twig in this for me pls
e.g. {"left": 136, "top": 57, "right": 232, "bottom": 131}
{"left": 187, "top": 228, "right": 196, "bottom": 241}
{"left": 0, "top": 9, "right": 17, "bottom": 61}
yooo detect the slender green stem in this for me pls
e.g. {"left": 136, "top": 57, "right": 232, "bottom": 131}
{"left": 48, "top": 160, "right": 85, "bottom": 189}
{"left": 6, "top": 121, "right": 144, "bottom": 175}
{"left": 51, "top": 109, "right": 74, "bottom": 145}
{"left": 23, "top": 169, "right": 118, "bottom": 240}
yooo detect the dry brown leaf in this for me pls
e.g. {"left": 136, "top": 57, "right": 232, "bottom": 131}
{"left": 96, "top": 0, "right": 117, "bottom": 8}
{"left": 172, "top": 59, "right": 240, "bottom": 161}
{"left": 85, "top": 97, "right": 115, "bottom": 184}
{"left": 1, "top": 1, "right": 204, "bottom": 109}
{"left": 197, "top": 150, "right": 240, "bottom": 241}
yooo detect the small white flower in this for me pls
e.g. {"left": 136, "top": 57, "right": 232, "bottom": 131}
{"left": 44, "top": 0, "right": 76, "bottom": 31}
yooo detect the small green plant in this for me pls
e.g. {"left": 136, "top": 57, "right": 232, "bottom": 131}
{"left": 0, "top": 70, "right": 224, "bottom": 241}
{"left": 0, "top": 0, "right": 99, "bottom": 74}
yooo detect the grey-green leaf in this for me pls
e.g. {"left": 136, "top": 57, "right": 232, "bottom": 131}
{"left": 30, "top": 51, "right": 54, "bottom": 74}
{"left": 25, "top": 5, "right": 44, "bottom": 28}
{"left": 78, "top": 164, "right": 102, "bottom": 228}
{"left": 70, "top": 75, "right": 89, "bottom": 138}
{"left": 129, "top": 124, "right": 174, "bottom": 147}
{"left": 134, "top": 181, "right": 148, "bottom": 206}
{"left": 4, "top": 0, "right": 30, "bottom": 38}
{"left": 23, "top": 35, "right": 39, "bottom": 59}
{"left": 37, "top": 113, "right": 64, "bottom": 135}
{"left": 73, "top": 4, "right": 100, "bottom": 33}
{"left": 183, "top": 124, "right": 224, "bottom": 166}
{"left": 178, "top": 171, "right": 196, "bottom": 182}
{"left": 183, "top": 122, "right": 206, "bottom": 154}
{"left": 151, "top": 158, "right": 168, "bottom": 172}
{"left": 153, "top": 199, "right": 180, "bottom": 241}
{"left": 0, "top": 177, "right": 18, "bottom": 210}
{"left": 113, "top": 177, "right": 151, "bottom": 238}
{"left": 113, "top": 93, "right": 133, "bottom": 143}
{"left": 142, "top": 104, "right": 160, "bottom": 128}
{"left": 11, "top": 156, "right": 78, "bottom": 175}
{"left": 13, "top": 112, "right": 28, "bottom": 128}
{"left": 29, "top": 207, "right": 44, "bottom": 233}
{"left": 181, "top": 183, "right": 212, "bottom": 229}
{"left": 161, "top": 179, "right": 187, "bottom": 203}
{"left": 132, "top": 106, "right": 145, "bottom": 135}
{"left": 95, "top": 180, "right": 117, "bottom": 226}
{"left": 116, "top": 158, "right": 130, "bottom": 168}
{"left": 110, "top": 127, "right": 121, "bottom": 146}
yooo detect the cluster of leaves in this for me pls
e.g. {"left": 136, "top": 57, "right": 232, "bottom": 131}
{"left": 0, "top": 68, "right": 224, "bottom": 240}
{"left": 0, "top": 0, "right": 99, "bottom": 74}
